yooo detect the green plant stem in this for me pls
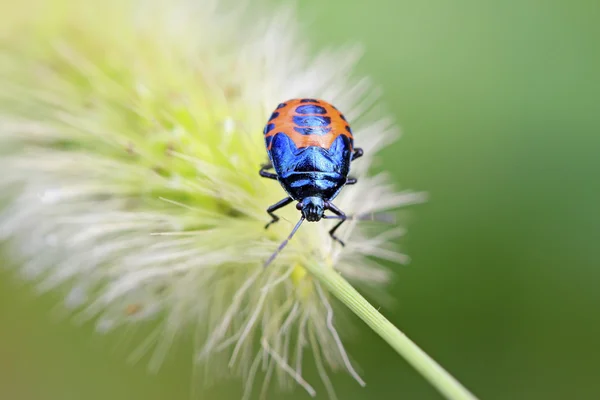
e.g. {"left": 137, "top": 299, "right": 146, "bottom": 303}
{"left": 306, "top": 264, "right": 479, "bottom": 400}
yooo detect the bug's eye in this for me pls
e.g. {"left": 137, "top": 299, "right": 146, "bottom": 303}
{"left": 296, "top": 202, "right": 302, "bottom": 210}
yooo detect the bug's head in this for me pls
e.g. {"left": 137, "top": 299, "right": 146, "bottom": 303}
{"left": 297, "top": 197, "right": 325, "bottom": 222}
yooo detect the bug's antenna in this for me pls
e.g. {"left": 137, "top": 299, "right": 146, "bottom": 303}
{"left": 264, "top": 216, "right": 306, "bottom": 268}
{"left": 323, "top": 212, "right": 396, "bottom": 224}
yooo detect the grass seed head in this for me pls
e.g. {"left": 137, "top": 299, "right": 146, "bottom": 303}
{"left": 0, "top": 0, "right": 425, "bottom": 397}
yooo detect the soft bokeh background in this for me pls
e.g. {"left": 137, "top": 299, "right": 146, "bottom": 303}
{"left": 1, "top": 0, "right": 599, "bottom": 399}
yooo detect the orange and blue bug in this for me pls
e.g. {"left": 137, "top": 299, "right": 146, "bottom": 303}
{"left": 259, "top": 98, "right": 363, "bottom": 266}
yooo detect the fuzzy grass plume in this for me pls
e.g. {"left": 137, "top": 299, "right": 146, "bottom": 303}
{"left": 0, "top": 1, "right": 476, "bottom": 399}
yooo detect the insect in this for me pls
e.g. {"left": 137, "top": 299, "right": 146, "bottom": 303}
{"left": 260, "top": 98, "right": 363, "bottom": 267}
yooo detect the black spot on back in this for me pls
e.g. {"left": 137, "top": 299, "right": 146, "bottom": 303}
{"left": 263, "top": 123, "right": 275, "bottom": 135}
{"left": 345, "top": 125, "right": 352, "bottom": 133}
{"left": 295, "top": 104, "right": 327, "bottom": 114}
{"left": 300, "top": 98, "right": 319, "bottom": 103}
{"left": 342, "top": 134, "right": 354, "bottom": 150}
{"left": 293, "top": 116, "right": 331, "bottom": 126}
{"left": 294, "top": 126, "right": 331, "bottom": 135}
{"left": 276, "top": 103, "right": 287, "bottom": 109}
{"left": 269, "top": 111, "right": 279, "bottom": 121}
{"left": 339, "top": 113, "right": 347, "bottom": 121}
{"left": 265, "top": 134, "right": 274, "bottom": 148}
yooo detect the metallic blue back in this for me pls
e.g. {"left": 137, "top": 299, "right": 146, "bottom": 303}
{"left": 267, "top": 133, "right": 352, "bottom": 201}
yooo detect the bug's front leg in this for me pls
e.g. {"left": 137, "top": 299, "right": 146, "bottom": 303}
{"left": 325, "top": 202, "right": 347, "bottom": 246}
{"left": 265, "top": 197, "right": 293, "bottom": 229}
{"left": 259, "top": 162, "right": 278, "bottom": 180}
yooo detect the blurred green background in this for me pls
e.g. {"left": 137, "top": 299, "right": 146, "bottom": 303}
{"left": 1, "top": 0, "right": 599, "bottom": 399}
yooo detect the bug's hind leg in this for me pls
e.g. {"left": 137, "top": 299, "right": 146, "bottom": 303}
{"left": 259, "top": 163, "right": 278, "bottom": 180}
{"left": 346, "top": 177, "right": 357, "bottom": 185}
{"left": 265, "top": 197, "right": 293, "bottom": 229}
{"left": 351, "top": 148, "right": 363, "bottom": 161}
{"left": 325, "top": 202, "right": 347, "bottom": 247}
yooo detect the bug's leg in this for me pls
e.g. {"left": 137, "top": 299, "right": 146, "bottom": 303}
{"left": 351, "top": 148, "right": 363, "bottom": 161}
{"left": 259, "top": 163, "right": 278, "bottom": 180}
{"left": 346, "top": 177, "right": 358, "bottom": 185}
{"left": 326, "top": 202, "right": 347, "bottom": 247}
{"left": 265, "top": 197, "right": 293, "bottom": 229}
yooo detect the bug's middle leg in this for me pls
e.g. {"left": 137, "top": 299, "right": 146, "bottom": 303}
{"left": 326, "top": 202, "right": 347, "bottom": 246}
{"left": 259, "top": 163, "right": 278, "bottom": 180}
{"left": 265, "top": 197, "right": 293, "bottom": 229}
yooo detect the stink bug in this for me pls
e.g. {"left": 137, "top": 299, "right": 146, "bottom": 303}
{"left": 259, "top": 98, "right": 363, "bottom": 266}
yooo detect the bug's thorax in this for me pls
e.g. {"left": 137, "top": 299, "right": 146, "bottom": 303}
{"left": 279, "top": 170, "right": 345, "bottom": 202}
{"left": 296, "top": 197, "right": 325, "bottom": 222}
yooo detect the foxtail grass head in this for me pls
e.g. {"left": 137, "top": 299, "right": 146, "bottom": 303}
{"left": 0, "top": 0, "right": 426, "bottom": 398}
